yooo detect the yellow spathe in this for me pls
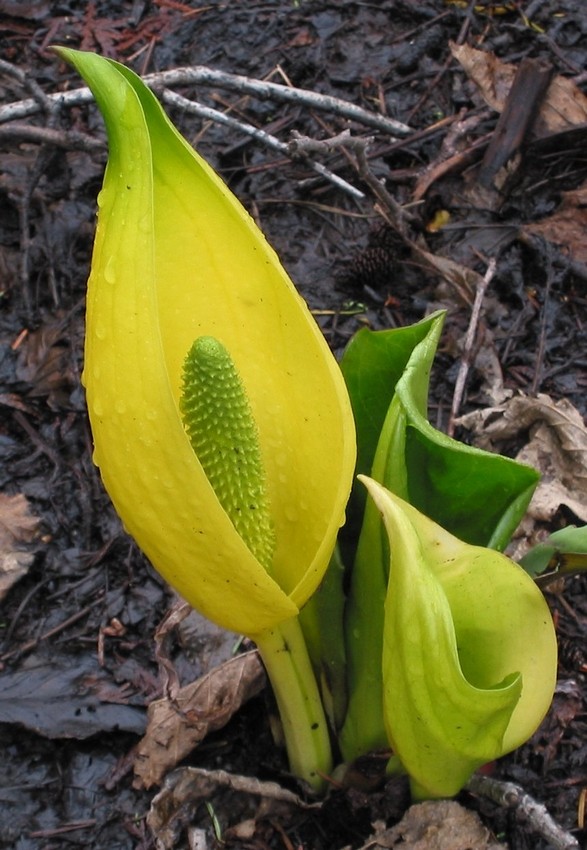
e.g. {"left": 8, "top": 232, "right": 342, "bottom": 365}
{"left": 60, "top": 49, "right": 356, "bottom": 637}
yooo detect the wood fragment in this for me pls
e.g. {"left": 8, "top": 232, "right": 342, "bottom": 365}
{"left": 161, "top": 90, "right": 365, "bottom": 200}
{"left": 448, "top": 257, "right": 497, "bottom": 434}
{"left": 467, "top": 774, "right": 580, "bottom": 850}
{"left": 478, "top": 57, "right": 554, "bottom": 188}
{"left": 0, "top": 65, "right": 411, "bottom": 136}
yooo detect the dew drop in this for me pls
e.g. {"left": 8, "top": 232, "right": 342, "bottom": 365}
{"left": 114, "top": 400, "right": 126, "bottom": 415}
{"left": 275, "top": 451, "right": 288, "bottom": 468}
{"left": 94, "top": 322, "right": 107, "bottom": 341}
{"left": 92, "top": 399, "right": 104, "bottom": 418}
{"left": 104, "top": 256, "right": 116, "bottom": 285}
{"left": 285, "top": 505, "right": 299, "bottom": 523}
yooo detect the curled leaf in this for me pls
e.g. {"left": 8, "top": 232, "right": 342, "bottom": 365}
{"left": 361, "top": 476, "right": 557, "bottom": 798}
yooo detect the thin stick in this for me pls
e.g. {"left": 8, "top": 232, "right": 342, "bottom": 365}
{"left": 161, "top": 90, "right": 365, "bottom": 200}
{"left": 0, "top": 65, "right": 411, "bottom": 136}
{"left": 467, "top": 774, "right": 580, "bottom": 850}
{"left": 0, "top": 600, "right": 102, "bottom": 662}
{"left": 287, "top": 128, "right": 374, "bottom": 157}
{"left": 448, "top": 257, "right": 497, "bottom": 435}
{"left": 0, "top": 123, "right": 102, "bottom": 151}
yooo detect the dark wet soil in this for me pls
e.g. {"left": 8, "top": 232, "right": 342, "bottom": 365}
{"left": 0, "top": 1, "right": 586, "bottom": 848}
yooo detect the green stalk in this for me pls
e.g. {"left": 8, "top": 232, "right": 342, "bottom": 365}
{"left": 254, "top": 616, "right": 332, "bottom": 793}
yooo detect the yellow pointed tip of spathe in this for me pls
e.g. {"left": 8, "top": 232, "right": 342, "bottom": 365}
{"left": 62, "top": 49, "right": 356, "bottom": 636}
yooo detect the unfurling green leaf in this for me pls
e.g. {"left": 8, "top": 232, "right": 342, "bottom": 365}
{"left": 361, "top": 476, "right": 557, "bottom": 799}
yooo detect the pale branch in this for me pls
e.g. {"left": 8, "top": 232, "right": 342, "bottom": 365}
{"left": 161, "top": 90, "right": 365, "bottom": 200}
{"left": 0, "top": 123, "right": 103, "bottom": 151}
{"left": 355, "top": 143, "right": 415, "bottom": 235}
{"left": 151, "top": 66, "right": 412, "bottom": 137}
{"left": 0, "top": 60, "right": 372, "bottom": 199}
{"left": 466, "top": 774, "right": 580, "bottom": 850}
{"left": 0, "top": 65, "right": 412, "bottom": 137}
{"left": 0, "top": 57, "right": 58, "bottom": 120}
{"left": 287, "top": 128, "right": 374, "bottom": 157}
{"left": 448, "top": 256, "right": 497, "bottom": 434}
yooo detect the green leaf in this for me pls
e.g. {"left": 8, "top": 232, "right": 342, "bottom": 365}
{"left": 341, "top": 312, "right": 442, "bottom": 485}
{"left": 299, "top": 545, "right": 348, "bottom": 731}
{"left": 340, "top": 312, "right": 441, "bottom": 547}
{"left": 521, "top": 525, "right": 587, "bottom": 582}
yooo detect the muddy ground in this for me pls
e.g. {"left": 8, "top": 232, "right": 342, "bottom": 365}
{"left": 0, "top": 1, "right": 586, "bottom": 848}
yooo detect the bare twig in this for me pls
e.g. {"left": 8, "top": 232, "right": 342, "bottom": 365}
{"left": 0, "top": 58, "right": 65, "bottom": 314}
{"left": 467, "top": 774, "right": 580, "bottom": 850}
{"left": 287, "top": 128, "right": 374, "bottom": 157}
{"left": 0, "top": 58, "right": 58, "bottom": 117}
{"left": 0, "top": 65, "right": 412, "bottom": 137}
{"left": 448, "top": 257, "right": 497, "bottom": 434}
{"left": 0, "top": 598, "right": 103, "bottom": 662}
{"left": 530, "top": 239, "right": 554, "bottom": 395}
{"left": 152, "top": 66, "right": 412, "bottom": 136}
{"left": 161, "top": 90, "right": 365, "bottom": 200}
{"left": 355, "top": 144, "right": 414, "bottom": 235}
{"left": 0, "top": 123, "right": 103, "bottom": 151}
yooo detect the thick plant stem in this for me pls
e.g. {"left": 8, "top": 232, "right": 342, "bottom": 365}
{"left": 254, "top": 616, "right": 332, "bottom": 793}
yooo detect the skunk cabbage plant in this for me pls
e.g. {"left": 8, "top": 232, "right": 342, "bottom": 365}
{"left": 57, "top": 47, "right": 356, "bottom": 790}
{"left": 59, "top": 48, "right": 557, "bottom": 798}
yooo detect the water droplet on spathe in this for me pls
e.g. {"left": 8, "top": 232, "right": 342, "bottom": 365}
{"left": 104, "top": 257, "right": 116, "bottom": 285}
{"left": 284, "top": 506, "right": 299, "bottom": 523}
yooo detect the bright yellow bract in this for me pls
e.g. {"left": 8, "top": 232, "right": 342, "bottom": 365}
{"left": 60, "top": 49, "right": 356, "bottom": 637}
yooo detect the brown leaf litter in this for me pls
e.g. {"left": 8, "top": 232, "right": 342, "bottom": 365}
{"left": 457, "top": 393, "right": 587, "bottom": 525}
{"left": 0, "top": 492, "right": 41, "bottom": 601}
{"left": 133, "top": 651, "right": 266, "bottom": 789}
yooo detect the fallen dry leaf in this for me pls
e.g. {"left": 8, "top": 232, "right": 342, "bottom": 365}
{"left": 133, "top": 651, "right": 266, "bottom": 789}
{"left": 450, "top": 42, "right": 587, "bottom": 136}
{"left": 0, "top": 492, "right": 42, "bottom": 601}
{"left": 354, "top": 800, "right": 505, "bottom": 850}
{"left": 147, "top": 766, "right": 318, "bottom": 850}
{"left": 456, "top": 393, "right": 587, "bottom": 524}
{"left": 521, "top": 180, "right": 587, "bottom": 265}
{"left": 15, "top": 316, "right": 79, "bottom": 409}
